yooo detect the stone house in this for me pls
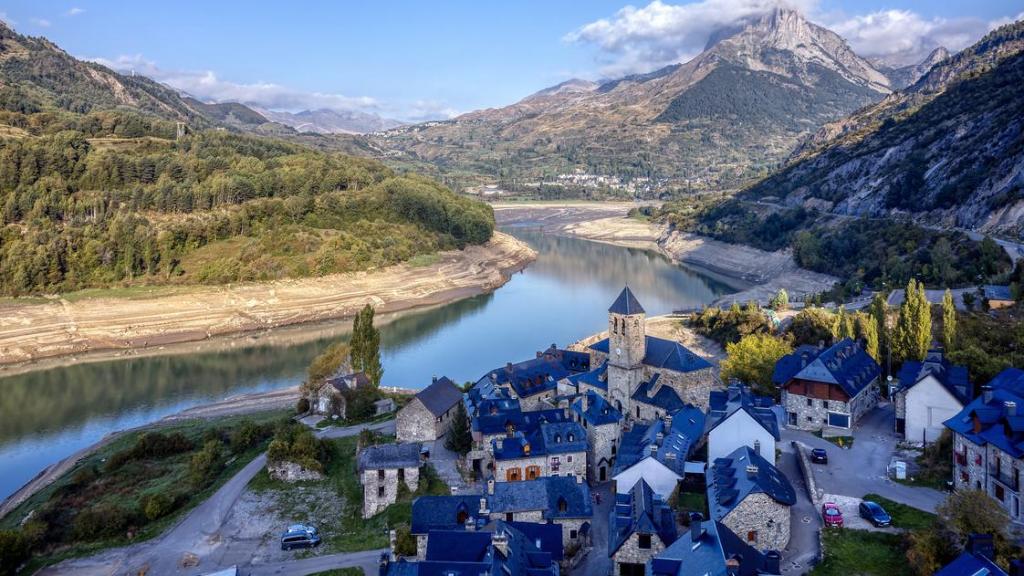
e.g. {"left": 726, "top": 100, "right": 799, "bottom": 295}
{"left": 706, "top": 383, "right": 780, "bottom": 465}
{"left": 409, "top": 476, "right": 593, "bottom": 557}
{"left": 776, "top": 338, "right": 881, "bottom": 432}
{"left": 893, "top": 350, "right": 970, "bottom": 442}
{"left": 397, "top": 376, "right": 463, "bottom": 443}
{"left": 649, "top": 520, "right": 782, "bottom": 576}
{"left": 935, "top": 534, "right": 1016, "bottom": 576}
{"left": 358, "top": 442, "right": 422, "bottom": 518}
{"left": 707, "top": 446, "right": 795, "bottom": 552}
{"left": 492, "top": 421, "right": 587, "bottom": 481}
{"left": 571, "top": 390, "right": 623, "bottom": 482}
{"left": 313, "top": 371, "right": 370, "bottom": 418}
{"left": 609, "top": 478, "right": 678, "bottom": 576}
{"left": 946, "top": 369, "right": 1024, "bottom": 522}
{"left": 612, "top": 409, "right": 705, "bottom": 498}
{"left": 588, "top": 287, "right": 718, "bottom": 414}
{"left": 475, "top": 345, "right": 592, "bottom": 411}
{"left": 468, "top": 400, "right": 571, "bottom": 477}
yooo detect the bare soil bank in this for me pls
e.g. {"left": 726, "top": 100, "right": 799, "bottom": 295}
{"left": 494, "top": 203, "right": 837, "bottom": 307}
{"left": 0, "top": 231, "right": 536, "bottom": 368}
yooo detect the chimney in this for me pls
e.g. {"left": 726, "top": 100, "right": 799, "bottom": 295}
{"left": 691, "top": 519, "right": 704, "bottom": 542}
{"left": 664, "top": 414, "right": 673, "bottom": 430}
{"left": 506, "top": 362, "right": 514, "bottom": 375}
{"left": 480, "top": 496, "right": 490, "bottom": 514}
{"left": 492, "top": 530, "right": 509, "bottom": 557}
{"left": 576, "top": 473, "right": 584, "bottom": 484}
{"left": 432, "top": 375, "right": 438, "bottom": 384}
{"left": 763, "top": 550, "right": 782, "bottom": 575}
{"left": 655, "top": 432, "right": 665, "bottom": 446}
{"left": 649, "top": 444, "right": 658, "bottom": 457}
{"left": 1010, "top": 559, "right": 1024, "bottom": 576}
{"left": 487, "top": 478, "right": 495, "bottom": 495}
{"left": 746, "top": 464, "right": 760, "bottom": 477}
{"left": 537, "top": 351, "right": 543, "bottom": 358}
{"left": 496, "top": 439, "right": 503, "bottom": 451}
{"left": 967, "top": 533, "right": 995, "bottom": 560}
{"left": 389, "top": 529, "right": 398, "bottom": 561}
{"left": 1007, "top": 401, "right": 1017, "bottom": 417}
{"left": 983, "top": 386, "right": 994, "bottom": 404}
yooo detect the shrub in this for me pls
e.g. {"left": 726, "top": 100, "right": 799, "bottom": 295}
{"left": 394, "top": 524, "right": 417, "bottom": 557}
{"left": 143, "top": 493, "right": 174, "bottom": 521}
{"left": 266, "top": 423, "right": 329, "bottom": 472}
{"left": 188, "top": 439, "right": 224, "bottom": 488}
{"left": 72, "top": 504, "right": 135, "bottom": 541}
{"left": 0, "top": 529, "right": 29, "bottom": 575}
{"left": 230, "top": 419, "right": 271, "bottom": 453}
{"left": 296, "top": 397, "right": 311, "bottom": 414}
{"left": 106, "top": 431, "right": 194, "bottom": 471}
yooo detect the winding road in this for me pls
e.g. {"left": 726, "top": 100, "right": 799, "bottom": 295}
{"left": 39, "top": 419, "right": 396, "bottom": 576}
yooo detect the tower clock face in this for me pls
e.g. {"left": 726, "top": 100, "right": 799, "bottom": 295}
{"left": 615, "top": 347, "right": 621, "bottom": 356}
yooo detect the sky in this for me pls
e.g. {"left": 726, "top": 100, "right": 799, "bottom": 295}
{"left": 1, "top": 1, "right": 1021, "bottom": 121}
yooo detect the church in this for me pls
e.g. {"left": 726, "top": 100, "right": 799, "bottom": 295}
{"left": 584, "top": 286, "right": 717, "bottom": 415}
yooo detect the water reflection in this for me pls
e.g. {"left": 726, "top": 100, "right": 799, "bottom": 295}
{"left": 0, "top": 228, "right": 736, "bottom": 500}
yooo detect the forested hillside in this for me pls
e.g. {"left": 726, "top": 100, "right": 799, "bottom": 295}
{"left": 0, "top": 32, "right": 493, "bottom": 297}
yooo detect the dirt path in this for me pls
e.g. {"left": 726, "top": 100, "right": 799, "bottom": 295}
{"left": 0, "top": 231, "right": 535, "bottom": 368}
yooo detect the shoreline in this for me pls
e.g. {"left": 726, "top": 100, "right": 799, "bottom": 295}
{"left": 0, "top": 231, "right": 536, "bottom": 372}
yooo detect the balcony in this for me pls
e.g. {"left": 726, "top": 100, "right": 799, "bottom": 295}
{"left": 989, "top": 466, "right": 1020, "bottom": 492}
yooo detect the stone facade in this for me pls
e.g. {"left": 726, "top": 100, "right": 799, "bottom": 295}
{"left": 584, "top": 421, "right": 619, "bottom": 482}
{"left": 647, "top": 366, "right": 715, "bottom": 412}
{"left": 313, "top": 384, "right": 346, "bottom": 419}
{"left": 492, "top": 449, "right": 586, "bottom": 481}
{"left": 611, "top": 531, "right": 667, "bottom": 576}
{"left": 397, "top": 398, "right": 448, "bottom": 442}
{"left": 783, "top": 383, "right": 879, "bottom": 432}
{"left": 362, "top": 465, "right": 420, "bottom": 518}
{"left": 268, "top": 461, "right": 325, "bottom": 483}
{"left": 953, "top": 433, "right": 1024, "bottom": 522}
{"left": 720, "top": 492, "right": 790, "bottom": 552}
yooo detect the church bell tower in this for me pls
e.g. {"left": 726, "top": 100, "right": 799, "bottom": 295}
{"left": 606, "top": 286, "right": 647, "bottom": 414}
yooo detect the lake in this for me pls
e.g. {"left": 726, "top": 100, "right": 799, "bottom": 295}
{"left": 0, "top": 228, "right": 739, "bottom": 501}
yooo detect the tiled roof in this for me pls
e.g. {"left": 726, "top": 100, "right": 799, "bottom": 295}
{"left": 609, "top": 286, "right": 646, "bottom": 315}
{"left": 984, "top": 284, "right": 1014, "bottom": 301}
{"left": 473, "top": 407, "right": 569, "bottom": 436}
{"left": 506, "top": 521, "right": 564, "bottom": 562}
{"left": 357, "top": 442, "right": 421, "bottom": 471}
{"left": 771, "top": 344, "right": 820, "bottom": 386}
{"left": 707, "top": 446, "right": 795, "bottom": 521}
{"left": 934, "top": 550, "right": 1008, "bottom": 576}
{"left": 945, "top": 369, "right": 1024, "bottom": 457}
{"left": 492, "top": 421, "right": 588, "bottom": 460}
{"left": 476, "top": 346, "right": 590, "bottom": 399}
{"left": 324, "top": 371, "right": 370, "bottom": 393}
{"left": 589, "top": 336, "right": 713, "bottom": 373}
{"left": 410, "top": 495, "right": 482, "bottom": 534}
{"left": 707, "top": 384, "right": 780, "bottom": 441}
{"left": 650, "top": 520, "right": 774, "bottom": 576}
{"left": 631, "top": 374, "right": 686, "bottom": 412}
{"left": 566, "top": 361, "right": 609, "bottom": 391}
{"left": 896, "top": 350, "right": 971, "bottom": 404}
{"left": 572, "top": 390, "right": 623, "bottom": 426}
{"left": 613, "top": 409, "right": 705, "bottom": 477}
{"left": 609, "top": 478, "right": 678, "bottom": 555}
{"left": 387, "top": 521, "right": 559, "bottom": 576}
{"left": 780, "top": 338, "right": 880, "bottom": 398}
{"left": 424, "top": 530, "right": 491, "bottom": 562}
{"left": 415, "top": 376, "right": 463, "bottom": 416}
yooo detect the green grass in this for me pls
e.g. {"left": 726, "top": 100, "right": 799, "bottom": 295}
{"left": 812, "top": 529, "right": 910, "bottom": 575}
{"left": 308, "top": 569, "right": 364, "bottom": 576}
{"left": 406, "top": 253, "right": 441, "bottom": 268}
{"left": 815, "top": 431, "right": 855, "bottom": 449}
{"left": 862, "top": 493, "right": 936, "bottom": 530}
{"left": 675, "top": 492, "right": 707, "bottom": 516}
{"left": 2, "top": 409, "right": 292, "bottom": 573}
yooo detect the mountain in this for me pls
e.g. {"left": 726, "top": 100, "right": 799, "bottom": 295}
{"left": 0, "top": 22, "right": 280, "bottom": 132}
{"left": 368, "top": 8, "right": 891, "bottom": 194}
{"left": 257, "top": 107, "right": 405, "bottom": 134}
{"left": 743, "top": 20, "right": 1024, "bottom": 235}
{"left": 874, "top": 47, "right": 951, "bottom": 90}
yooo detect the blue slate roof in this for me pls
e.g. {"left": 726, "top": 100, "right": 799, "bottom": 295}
{"left": 424, "top": 530, "right": 492, "bottom": 562}
{"left": 488, "top": 476, "right": 593, "bottom": 519}
{"left": 415, "top": 376, "right": 464, "bottom": 416}
{"left": 492, "top": 421, "right": 588, "bottom": 460}
{"left": 476, "top": 345, "right": 591, "bottom": 399}
{"left": 410, "top": 495, "right": 483, "bottom": 534}
{"left": 357, "top": 442, "right": 422, "bottom": 471}
{"left": 896, "top": 350, "right": 971, "bottom": 404}
{"left": 609, "top": 478, "right": 678, "bottom": 555}
{"left": 572, "top": 390, "right": 623, "bottom": 426}
{"left": 934, "top": 550, "right": 1008, "bottom": 576}
{"left": 780, "top": 338, "right": 880, "bottom": 398}
{"left": 945, "top": 369, "right": 1024, "bottom": 457}
{"left": 590, "top": 336, "right": 713, "bottom": 373}
{"left": 771, "top": 344, "right": 820, "bottom": 386}
{"left": 494, "top": 520, "right": 559, "bottom": 576}
{"left": 707, "top": 384, "right": 780, "bottom": 441}
{"left": 631, "top": 374, "right": 686, "bottom": 413}
{"left": 474, "top": 407, "right": 569, "bottom": 436}
{"left": 613, "top": 409, "right": 705, "bottom": 477}
{"left": 507, "top": 521, "right": 564, "bottom": 561}
{"left": 984, "top": 284, "right": 1014, "bottom": 302}
{"left": 708, "top": 446, "right": 796, "bottom": 521}
{"left": 386, "top": 521, "right": 559, "bottom": 576}
{"left": 609, "top": 286, "right": 646, "bottom": 315}
{"left": 649, "top": 520, "right": 775, "bottom": 576}
{"left": 567, "top": 361, "right": 608, "bottom": 391}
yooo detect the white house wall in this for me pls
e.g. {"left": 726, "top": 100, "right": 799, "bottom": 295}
{"left": 612, "top": 457, "right": 681, "bottom": 498}
{"left": 906, "top": 376, "right": 964, "bottom": 444}
{"left": 709, "top": 409, "right": 776, "bottom": 465}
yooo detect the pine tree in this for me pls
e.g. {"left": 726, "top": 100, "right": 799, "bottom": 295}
{"left": 942, "top": 289, "right": 957, "bottom": 353}
{"left": 444, "top": 402, "right": 473, "bottom": 455}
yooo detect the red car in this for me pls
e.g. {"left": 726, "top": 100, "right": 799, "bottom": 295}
{"left": 822, "top": 502, "right": 844, "bottom": 527}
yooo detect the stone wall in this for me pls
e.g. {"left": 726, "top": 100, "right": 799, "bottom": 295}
{"left": 494, "top": 454, "right": 549, "bottom": 482}
{"left": 953, "top": 433, "right": 986, "bottom": 492}
{"left": 268, "top": 461, "right": 325, "bottom": 483}
{"left": 611, "top": 531, "right": 667, "bottom": 576}
{"left": 488, "top": 509, "right": 544, "bottom": 523}
{"left": 985, "top": 443, "right": 1024, "bottom": 522}
{"left": 646, "top": 366, "right": 716, "bottom": 412}
{"left": 397, "top": 399, "right": 437, "bottom": 443}
{"left": 783, "top": 383, "right": 879, "bottom": 432}
{"left": 493, "top": 450, "right": 587, "bottom": 481}
{"left": 721, "top": 492, "right": 790, "bottom": 552}
{"left": 362, "top": 465, "right": 420, "bottom": 518}
{"left": 586, "top": 422, "right": 619, "bottom": 482}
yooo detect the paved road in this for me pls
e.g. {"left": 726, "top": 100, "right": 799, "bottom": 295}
{"left": 780, "top": 403, "right": 945, "bottom": 513}
{"left": 776, "top": 446, "right": 820, "bottom": 574}
{"left": 249, "top": 548, "right": 385, "bottom": 576}
{"left": 571, "top": 481, "right": 612, "bottom": 576}
{"left": 40, "top": 419, "right": 397, "bottom": 576}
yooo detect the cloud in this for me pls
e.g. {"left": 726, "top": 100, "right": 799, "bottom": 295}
{"left": 30, "top": 17, "right": 52, "bottom": 27}
{"left": 66, "top": 7, "right": 86, "bottom": 17}
{"left": 565, "top": 0, "right": 817, "bottom": 76}
{"left": 826, "top": 9, "right": 998, "bottom": 66}
{"left": 401, "top": 100, "right": 461, "bottom": 123}
{"left": 567, "top": 0, "right": 1020, "bottom": 76}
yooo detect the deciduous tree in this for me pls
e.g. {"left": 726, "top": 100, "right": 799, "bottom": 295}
{"left": 720, "top": 334, "right": 793, "bottom": 398}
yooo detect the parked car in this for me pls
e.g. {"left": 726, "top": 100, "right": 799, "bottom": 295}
{"left": 281, "top": 524, "right": 321, "bottom": 550}
{"left": 811, "top": 448, "right": 828, "bottom": 464}
{"left": 859, "top": 501, "right": 892, "bottom": 527}
{"left": 822, "top": 502, "right": 844, "bottom": 527}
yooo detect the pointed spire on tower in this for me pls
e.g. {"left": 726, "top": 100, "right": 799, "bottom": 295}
{"left": 609, "top": 286, "right": 645, "bottom": 315}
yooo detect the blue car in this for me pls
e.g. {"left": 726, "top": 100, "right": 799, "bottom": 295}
{"left": 858, "top": 501, "right": 892, "bottom": 527}
{"left": 811, "top": 448, "right": 828, "bottom": 464}
{"left": 281, "top": 523, "right": 321, "bottom": 551}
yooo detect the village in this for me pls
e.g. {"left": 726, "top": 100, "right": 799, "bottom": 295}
{"left": 295, "top": 286, "right": 1023, "bottom": 576}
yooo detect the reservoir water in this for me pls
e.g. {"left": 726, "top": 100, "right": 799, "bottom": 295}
{"left": 0, "top": 228, "right": 739, "bottom": 501}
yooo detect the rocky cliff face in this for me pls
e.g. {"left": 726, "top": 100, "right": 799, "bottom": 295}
{"left": 370, "top": 8, "right": 890, "bottom": 194}
{"left": 745, "top": 21, "right": 1024, "bottom": 236}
